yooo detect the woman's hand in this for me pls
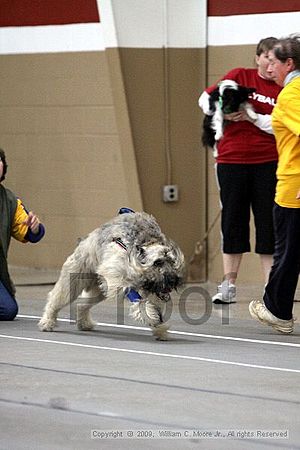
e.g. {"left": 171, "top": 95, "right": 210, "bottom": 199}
{"left": 224, "top": 111, "right": 256, "bottom": 122}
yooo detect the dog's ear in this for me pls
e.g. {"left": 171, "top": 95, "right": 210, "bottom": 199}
{"left": 239, "top": 86, "right": 256, "bottom": 96}
{"left": 209, "top": 87, "right": 220, "bottom": 103}
{"left": 165, "top": 239, "right": 185, "bottom": 272}
{"left": 237, "top": 86, "right": 256, "bottom": 102}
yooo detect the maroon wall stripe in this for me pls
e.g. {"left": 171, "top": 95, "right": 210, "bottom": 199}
{"left": 0, "top": 0, "right": 100, "bottom": 27}
{"left": 208, "top": 0, "right": 300, "bottom": 16}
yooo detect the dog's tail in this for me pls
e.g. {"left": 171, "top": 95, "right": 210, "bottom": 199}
{"left": 202, "top": 115, "right": 217, "bottom": 149}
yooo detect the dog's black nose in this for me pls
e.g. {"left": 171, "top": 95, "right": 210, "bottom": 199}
{"left": 164, "top": 273, "right": 180, "bottom": 290}
{"left": 153, "top": 259, "right": 164, "bottom": 268}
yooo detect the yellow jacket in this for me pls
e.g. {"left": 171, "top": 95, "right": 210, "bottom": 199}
{"left": 272, "top": 76, "right": 300, "bottom": 208}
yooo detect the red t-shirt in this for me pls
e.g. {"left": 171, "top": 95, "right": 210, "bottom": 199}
{"left": 206, "top": 68, "right": 282, "bottom": 164}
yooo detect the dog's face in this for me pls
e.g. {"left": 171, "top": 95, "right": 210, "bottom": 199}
{"left": 128, "top": 240, "right": 185, "bottom": 299}
{"left": 221, "top": 86, "right": 256, "bottom": 114}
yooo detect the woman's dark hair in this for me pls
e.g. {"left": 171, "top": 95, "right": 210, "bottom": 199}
{"left": 0, "top": 149, "right": 8, "bottom": 181}
{"left": 256, "top": 37, "right": 279, "bottom": 56}
{"left": 273, "top": 34, "right": 300, "bottom": 70}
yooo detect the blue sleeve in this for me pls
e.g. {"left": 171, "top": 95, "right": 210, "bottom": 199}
{"left": 25, "top": 223, "right": 45, "bottom": 243}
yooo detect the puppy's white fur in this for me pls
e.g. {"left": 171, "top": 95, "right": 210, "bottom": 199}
{"left": 212, "top": 80, "right": 257, "bottom": 141}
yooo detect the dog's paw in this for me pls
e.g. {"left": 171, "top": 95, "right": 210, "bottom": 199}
{"left": 151, "top": 323, "right": 170, "bottom": 341}
{"left": 77, "top": 318, "right": 96, "bottom": 331}
{"left": 248, "top": 110, "right": 258, "bottom": 121}
{"left": 76, "top": 305, "right": 96, "bottom": 331}
{"left": 215, "top": 131, "right": 223, "bottom": 141}
{"left": 38, "top": 317, "right": 56, "bottom": 331}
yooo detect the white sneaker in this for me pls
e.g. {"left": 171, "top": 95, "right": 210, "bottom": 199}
{"left": 249, "top": 299, "right": 294, "bottom": 334}
{"left": 212, "top": 281, "right": 236, "bottom": 304}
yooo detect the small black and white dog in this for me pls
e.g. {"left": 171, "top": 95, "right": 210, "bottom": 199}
{"left": 202, "top": 80, "right": 257, "bottom": 149}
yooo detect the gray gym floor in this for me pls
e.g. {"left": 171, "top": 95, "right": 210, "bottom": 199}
{"left": 1, "top": 268, "right": 299, "bottom": 450}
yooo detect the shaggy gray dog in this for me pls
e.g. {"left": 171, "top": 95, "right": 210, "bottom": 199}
{"left": 38, "top": 211, "right": 185, "bottom": 340}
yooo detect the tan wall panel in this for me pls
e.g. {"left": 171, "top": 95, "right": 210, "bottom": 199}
{"left": 105, "top": 49, "right": 144, "bottom": 211}
{"left": 10, "top": 160, "right": 126, "bottom": 192}
{"left": 0, "top": 78, "right": 113, "bottom": 106}
{"left": 119, "top": 48, "right": 207, "bottom": 278}
{"left": 0, "top": 53, "right": 111, "bottom": 80}
{"left": 9, "top": 239, "right": 76, "bottom": 269}
{"left": 1, "top": 134, "right": 123, "bottom": 164}
{"left": 1, "top": 51, "right": 142, "bottom": 269}
{"left": 0, "top": 106, "right": 117, "bottom": 134}
{"left": 208, "top": 44, "right": 256, "bottom": 81}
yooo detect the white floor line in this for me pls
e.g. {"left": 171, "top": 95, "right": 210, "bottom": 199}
{"left": 0, "top": 333, "right": 299, "bottom": 374}
{"left": 17, "top": 314, "right": 300, "bottom": 348}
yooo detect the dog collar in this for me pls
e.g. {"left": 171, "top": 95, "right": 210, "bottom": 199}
{"left": 114, "top": 206, "right": 135, "bottom": 250}
{"left": 219, "top": 96, "right": 233, "bottom": 114}
{"left": 219, "top": 96, "right": 231, "bottom": 113}
{"left": 113, "top": 237, "right": 127, "bottom": 251}
{"left": 115, "top": 207, "right": 135, "bottom": 250}
{"left": 218, "top": 96, "right": 223, "bottom": 109}
{"left": 113, "top": 238, "right": 142, "bottom": 302}
{"left": 118, "top": 207, "right": 135, "bottom": 215}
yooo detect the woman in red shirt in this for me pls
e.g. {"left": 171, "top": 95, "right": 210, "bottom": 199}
{"left": 199, "top": 37, "right": 281, "bottom": 304}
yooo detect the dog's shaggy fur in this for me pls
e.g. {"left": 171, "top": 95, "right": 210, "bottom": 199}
{"left": 202, "top": 79, "right": 257, "bottom": 149}
{"left": 38, "top": 211, "right": 185, "bottom": 340}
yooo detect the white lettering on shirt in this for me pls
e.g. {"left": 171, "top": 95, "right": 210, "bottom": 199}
{"left": 251, "top": 92, "right": 276, "bottom": 106}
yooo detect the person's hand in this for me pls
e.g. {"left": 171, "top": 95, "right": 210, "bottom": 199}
{"left": 224, "top": 111, "right": 255, "bottom": 122}
{"left": 23, "top": 212, "right": 40, "bottom": 234}
{"left": 296, "top": 190, "right": 300, "bottom": 199}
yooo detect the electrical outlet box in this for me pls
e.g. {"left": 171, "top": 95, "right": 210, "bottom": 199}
{"left": 162, "top": 185, "right": 179, "bottom": 202}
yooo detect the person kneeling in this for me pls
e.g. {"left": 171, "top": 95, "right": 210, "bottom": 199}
{"left": 0, "top": 149, "right": 45, "bottom": 320}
